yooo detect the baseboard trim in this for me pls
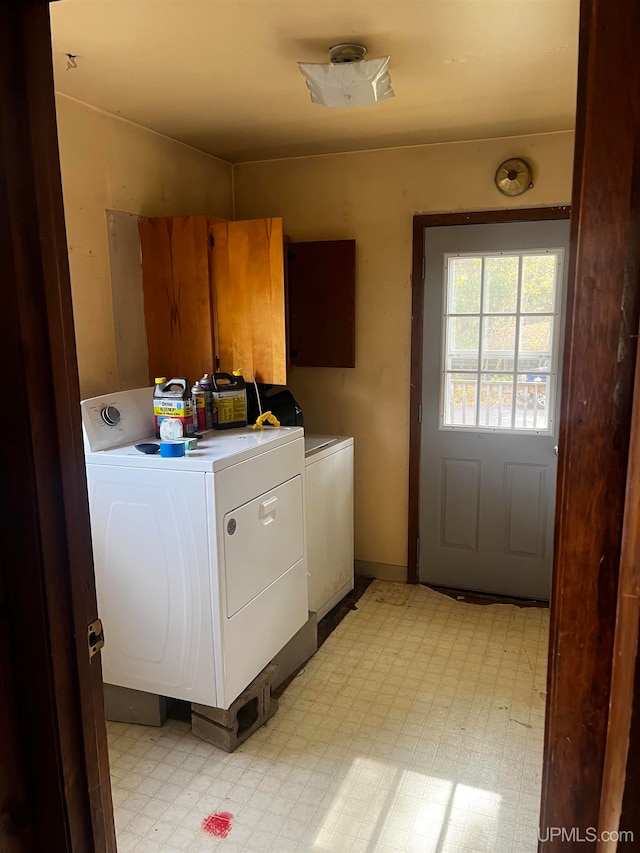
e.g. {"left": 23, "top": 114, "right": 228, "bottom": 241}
{"left": 355, "top": 560, "right": 407, "bottom": 583}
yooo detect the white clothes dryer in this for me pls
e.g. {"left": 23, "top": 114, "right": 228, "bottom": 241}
{"left": 81, "top": 387, "right": 308, "bottom": 710}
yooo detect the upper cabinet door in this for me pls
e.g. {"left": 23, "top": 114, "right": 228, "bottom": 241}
{"left": 139, "top": 215, "right": 215, "bottom": 384}
{"left": 287, "top": 239, "right": 356, "bottom": 368}
{"left": 212, "top": 217, "right": 286, "bottom": 385}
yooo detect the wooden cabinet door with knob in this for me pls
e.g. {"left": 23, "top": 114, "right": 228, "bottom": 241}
{"left": 139, "top": 215, "right": 217, "bottom": 384}
{"left": 211, "top": 217, "right": 287, "bottom": 385}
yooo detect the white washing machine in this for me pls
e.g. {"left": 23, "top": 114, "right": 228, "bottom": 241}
{"left": 304, "top": 435, "right": 354, "bottom": 619}
{"left": 81, "top": 387, "right": 308, "bottom": 710}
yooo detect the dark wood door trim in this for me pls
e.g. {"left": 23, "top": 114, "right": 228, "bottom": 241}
{"left": 408, "top": 206, "right": 571, "bottom": 586}
{"left": 596, "top": 290, "right": 640, "bottom": 846}
{"left": 540, "top": 0, "right": 640, "bottom": 846}
{"left": 0, "top": 2, "right": 115, "bottom": 850}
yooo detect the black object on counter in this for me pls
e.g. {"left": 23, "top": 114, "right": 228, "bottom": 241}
{"left": 246, "top": 384, "right": 304, "bottom": 427}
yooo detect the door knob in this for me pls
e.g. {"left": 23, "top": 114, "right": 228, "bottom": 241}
{"left": 554, "top": 445, "right": 559, "bottom": 456}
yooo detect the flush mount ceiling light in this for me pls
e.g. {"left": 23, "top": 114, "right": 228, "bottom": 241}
{"left": 298, "top": 43, "right": 395, "bottom": 108}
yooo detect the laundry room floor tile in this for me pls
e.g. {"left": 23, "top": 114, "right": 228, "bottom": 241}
{"left": 107, "top": 581, "right": 549, "bottom": 852}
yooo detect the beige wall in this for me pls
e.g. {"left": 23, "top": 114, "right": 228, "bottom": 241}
{"left": 58, "top": 105, "right": 574, "bottom": 576}
{"left": 234, "top": 131, "right": 575, "bottom": 576}
{"left": 56, "top": 95, "right": 233, "bottom": 398}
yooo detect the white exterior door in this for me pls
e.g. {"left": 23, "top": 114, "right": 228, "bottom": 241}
{"left": 419, "top": 219, "right": 570, "bottom": 599}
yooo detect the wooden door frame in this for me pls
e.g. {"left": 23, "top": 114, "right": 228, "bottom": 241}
{"left": 1, "top": 2, "right": 115, "bottom": 850}
{"left": 540, "top": 0, "right": 640, "bottom": 847}
{"left": 407, "top": 205, "right": 571, "bottom": 587}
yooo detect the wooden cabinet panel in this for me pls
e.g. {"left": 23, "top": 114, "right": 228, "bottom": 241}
{"left": 287, "top": 240, "right": 356, "bottom": 368}
{"left": 139, "top": 215, "right": 215, "bottom": 384}
{"left": 140, "top": 215, "right": 287, "bottom": 387}
{"left": 212, "top": 217, "right": 286, "bottom": 385}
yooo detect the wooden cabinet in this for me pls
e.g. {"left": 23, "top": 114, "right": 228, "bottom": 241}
{"left": 139, "top": 215, "right": 287, "bottom": 385}
{"left": 139, "top": 215, "right": 356, "bottom": 386}
{"left": 287, "top": 239, "right": 356, "bottom": 368}
{"left": 211, "top": 218, "right": 286, "bottom": 384}
{"left": 139, "top": 215, "right": 216, "bottom": 385}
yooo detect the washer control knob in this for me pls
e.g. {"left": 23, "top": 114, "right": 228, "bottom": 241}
{"left": 101, "top": 405, "right": 121, "bottom": 426}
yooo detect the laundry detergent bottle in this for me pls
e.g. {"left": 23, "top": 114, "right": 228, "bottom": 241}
{"left": 211, "top": 373, "right": 248, "bottom": 429}
{"left": 153, "top": 377, "right": 196, "bottom": 437}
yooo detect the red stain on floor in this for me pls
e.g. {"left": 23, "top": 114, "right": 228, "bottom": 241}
{"left": 202, "top": 812, "right": 234, "bottom": 838}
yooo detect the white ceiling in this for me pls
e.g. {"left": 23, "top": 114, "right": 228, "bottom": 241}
{"left": 50, "top": 0, "right": 580, "bottom": 164}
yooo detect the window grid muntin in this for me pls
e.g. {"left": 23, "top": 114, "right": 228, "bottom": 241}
{"left": 440, "top": 248, "right": 562, "bottom": 435}
{"left": 509, "top": 255, "right": 524, "bottom": 430}
{"left": 475, "top": 256, "right": 485, "bottom": 426}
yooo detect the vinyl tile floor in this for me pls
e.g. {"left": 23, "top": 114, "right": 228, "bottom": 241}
{"left": 108, "top": 581, "right": 549, "bottom": 853}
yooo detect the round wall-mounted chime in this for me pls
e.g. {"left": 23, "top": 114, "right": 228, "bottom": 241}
{"left": 494, "top": 158, "right": 533, "bottom": 196}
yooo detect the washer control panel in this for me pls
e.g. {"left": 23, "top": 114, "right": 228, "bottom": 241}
{"left": 81, "top": 387, "right": 154, "bottom": 452}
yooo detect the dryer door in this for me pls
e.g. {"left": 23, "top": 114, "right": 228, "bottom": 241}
{"left": 224, "top": 475, "right": 304, "bottom": 617}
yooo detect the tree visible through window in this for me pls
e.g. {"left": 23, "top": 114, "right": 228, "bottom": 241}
{"left": 441, "top": 249, "right": 562, "bottom": 432}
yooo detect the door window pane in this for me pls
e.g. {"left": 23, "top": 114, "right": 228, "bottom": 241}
{"left": 478, "top": 375, "right": 514, "bottom": 428}
{"left": 521, "top": 255, "right": 556, "bottom": 313}
{"left": 481, "top": 315, "right": 516, "bottom": 371}
{"left": 483, "top": 256, "right": 519, "bottom": 313}
{"left": 448, "top": 257, "right": 481, "bottom": 313}
{"left": 517, "top": 316, "right": 553, "bottom": 371}
{"left": 443, "top": 373, "right": 478, "bottom": 426}
{"left": 441, "top": 248, "right": 561, "bottom": 433}
{"left": 446, "top": 317, "right": 479, "bottom": 370}
{"left": 514, "top": 374, "right": 550, "bottom": 430}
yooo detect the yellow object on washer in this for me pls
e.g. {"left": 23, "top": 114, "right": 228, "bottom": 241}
{"left": 252, "top": 411, "right": 281, "bottom": 429}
